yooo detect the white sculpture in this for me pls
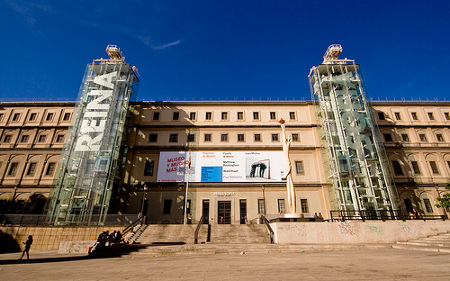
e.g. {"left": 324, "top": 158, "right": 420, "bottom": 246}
{"left": 279, "top": 118, "right": 296, "bottom": 214}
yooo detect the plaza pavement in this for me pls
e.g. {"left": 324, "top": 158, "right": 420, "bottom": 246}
{"left": 0, "top": 247, "right": 449, "bottom": 280}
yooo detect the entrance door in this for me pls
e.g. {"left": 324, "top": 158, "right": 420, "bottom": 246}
{"left": 404, "top": 198, "right": 413, "bottom": 213}
{"left": 240, "top": 199, "right": 247, "bottom": 224}
{"left": 202, "top": 199, "right": 210, "bottom": 224}
{"left": 218, "top": 201, "right": 231, "bottom": 224}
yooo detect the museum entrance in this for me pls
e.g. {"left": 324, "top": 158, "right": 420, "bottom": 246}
{"left": 217, "top": 200, "right": 231, "bottom": 224}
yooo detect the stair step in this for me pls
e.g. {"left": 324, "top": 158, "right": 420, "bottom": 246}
{"left": 394, "top": 231, "right": 450, "bottom": 253}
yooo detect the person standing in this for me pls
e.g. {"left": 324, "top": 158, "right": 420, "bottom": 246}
{"left": 19, "top": 235, "right": 33, "bottom": 261}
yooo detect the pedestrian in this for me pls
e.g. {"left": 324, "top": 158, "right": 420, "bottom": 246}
{"left": 19, "top": 235, "right": 33, "bottom": 261}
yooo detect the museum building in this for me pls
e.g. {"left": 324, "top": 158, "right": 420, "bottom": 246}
{"left": 0, "top": 45, "right": 449, "bottom": 225}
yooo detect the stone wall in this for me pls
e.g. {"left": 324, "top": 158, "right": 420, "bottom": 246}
{"left": 0, "top": 226, "right": 122, "bottom": 252}
{"left": 272, "top": 220, "right": 450, "bottom": 244}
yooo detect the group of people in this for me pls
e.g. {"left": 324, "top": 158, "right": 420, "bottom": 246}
{"left": 314, "top": 213, "right": 324, "bottom": 219}
{"left": 89, "top": 230, "right": 124, "bottom": 254}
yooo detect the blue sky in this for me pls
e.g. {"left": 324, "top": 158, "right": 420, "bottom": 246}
{"left": 1, "top": 0, "right": 449, "bottom": 102}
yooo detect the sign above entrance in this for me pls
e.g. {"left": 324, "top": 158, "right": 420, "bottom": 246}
{"left": 157, "top": 151, "right": 286, "bottom": 183}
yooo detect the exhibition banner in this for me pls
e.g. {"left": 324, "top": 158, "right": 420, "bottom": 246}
{"left": 157, "top": 151, "right": 286, "bottom": 183}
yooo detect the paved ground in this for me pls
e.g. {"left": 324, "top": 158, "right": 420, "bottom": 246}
{"left": 1, "top": 247, "right": 449, "bottom": 280}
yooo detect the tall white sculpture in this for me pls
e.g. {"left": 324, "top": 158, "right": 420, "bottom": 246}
{"left": 279, "top": 118, "right": 296, "bottom": 214}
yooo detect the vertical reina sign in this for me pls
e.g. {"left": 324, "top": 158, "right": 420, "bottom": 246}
{"left": 47, "top": 45, "right": 139, "bottom": 225}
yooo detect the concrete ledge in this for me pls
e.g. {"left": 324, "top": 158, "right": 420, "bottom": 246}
{"left": 271, "top": 220, "right": 450, "bottom": 244}
{"left": 58, "top": 240, "right": 95, "bottom": 254}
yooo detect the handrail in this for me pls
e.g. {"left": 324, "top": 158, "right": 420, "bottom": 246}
{"left": 260, "top": 215, "right": 274, "bottom": 244}
{"left": 194, "top": 215, "right": 205, "bottom": 244}
{"left": 122, "top": 216, "right": 145, "bottom": 236}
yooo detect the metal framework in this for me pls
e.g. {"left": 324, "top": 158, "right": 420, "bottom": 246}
{"left": 309, "top": 44, "right": 400, "bottom": 214}
{"left": 46, "top": 45, "right": 139, "bottom": 225}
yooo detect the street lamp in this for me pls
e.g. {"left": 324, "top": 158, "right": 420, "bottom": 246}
{"left": 140, "top": 185, "right": 148, "bottom": 221}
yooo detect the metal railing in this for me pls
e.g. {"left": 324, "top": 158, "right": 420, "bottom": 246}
{"left": 0, "top": 214, "right": 139, "bottom": 226}
{"left": 330, "top": 210, "right": 447, "bottom": 222}
{"left": 194, "top": 215, "right": 205, "bottom": 244}
{"left": 260, "top": 215, "right": 274, "bottom": 243}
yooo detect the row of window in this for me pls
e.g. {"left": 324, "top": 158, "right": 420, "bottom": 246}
{"left": 391, "top": 160, "right": 450, "bottom": 176}
{"left": 149, "top": 132, "right": 300, "bottom": 143}
{"left": 143, "top": 160, "right": 305, "bottom": 177}
{"left": 4, "top": 162, "right": 56, "bottom": 177}
{"left": 383, "top": 132, "right": 446, "bottom": 143}
{"left": 152, "top": 110, "right": 298, "bottom": 122}
{"left": 2, "top": 134, "right": 65, "bottom": 144}
{"left": 0, "top": 112, "right": 72, "bottom": 123}
{"left": 378, "top": 111, "right": 450, "bottom": 122}
{"left": 258, "top": 198, "right": 309, "bottom": 214}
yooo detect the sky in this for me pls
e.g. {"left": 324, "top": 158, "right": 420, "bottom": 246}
{"left": 1, "top": 0, "right": 449, "bottom": 102}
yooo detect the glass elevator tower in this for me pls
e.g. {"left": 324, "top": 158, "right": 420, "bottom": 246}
{"left": 309, "top": 44, "right": 399, "bottom": 215}
{"left": 47, "top": 45, "right": 139, "bottom": 225}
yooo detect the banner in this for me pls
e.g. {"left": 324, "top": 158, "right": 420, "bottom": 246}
{"left": 157, "top": 151, "right": 286, "bottom": 183}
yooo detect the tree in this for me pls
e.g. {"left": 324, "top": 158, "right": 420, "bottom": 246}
{"left": 435, "top": 182, "right": 450, "bottom": 209}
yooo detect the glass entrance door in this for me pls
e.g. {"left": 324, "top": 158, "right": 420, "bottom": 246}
{"left": 202, "top": 199, "right": 209, "bottom": 224}
{"left": 218, "top": 201, "right": 231, "bottom": 224}
{"left": 240, "top": 199, "right": 247, "bottom": 224}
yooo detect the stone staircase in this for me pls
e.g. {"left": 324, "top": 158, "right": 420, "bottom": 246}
{"left": 392, "top": 232, "right": 450, "bottom": 253}
{"left": 210, "top": 224, "right": 270, "bottom": 244}
{"left": 136, "top": 224, "right": 209, "bottom": 245}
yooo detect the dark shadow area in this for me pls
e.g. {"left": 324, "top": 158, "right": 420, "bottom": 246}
{"left": 0, "top": 244, "right": 149, "bottom": 265}
{"left": 0, "top": 230, "right": 21, "bottom": 253}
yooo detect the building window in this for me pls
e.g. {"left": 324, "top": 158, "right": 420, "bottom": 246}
{"left": 401, "top": 134, "right": 409, "bottom": 142}
{"left": 237, "top": 112, "right": 244, "bottom": 120}
{"left": 254, "top": 134, "right": 261, "bottom": 142}
{"left": 144, "top": 161, "right": 154, "bottom": 176}
{"left": 295, "top": 161, "right": 304, "bottom": 175}
{"left": 187, "top": 134, "right": 195, "bottom": 142}
{"left": 384, "top": 133, "right": 393, "bottom": 142}
{"left": 427, "top": 112, "right": 435, "bottom": 120}
{"left": 289, "top": 112, "right": 296, "bottom": 120}
{"left": 221, "top": 112, "right": 228, "bottom": 120}
{"left": 8, "top": 163, "right": 18, "bottom": 176}
{"left": 411, "top": 161, "right": 421, "bottom": 174}
{"left": 271, "top": 134, "right": 279, "bottom": 142}
{"left": 423, "top": 199, "right": 433, "bottom": 213}
{"left": 63, "top": 113, "right": 71, "bottom": 121}
{"left": 220, "top": 134, "right": 228, "bottom": 142}
{"left": 0, "top": 113, "right": 3, "bottom": 121}
{"left": 12, "top": 113, "right": 20, "bottom": 122}
{"left": 172, "top": 112, "right": 180, "bottom": 121}
{"left": 411, "top": 112, "right": 418, "bottom": 120}
{"left": 204, "top": 134, "right": 212, "bottom": 142}
{"left": 394, "top": 112, "right": 401, "bottom": 120}
{"left": 436, "top": 134, "right": 444, "bottom": 142}
{"left": 445, "top": 112, "right": 450, "bottom": 120}
{"left": 205, "top": 112, "right": 212, "bottom": 120}
{"left": 301, "top": 199, "right": 309, "bottom": 213}
{"left": 38, "top": 135, "right": 47, "bottom": 143}
{"left": 270, "top": 112, "right": 276, "bottom": 120}
{"left": 253, "top": 112, "right": 260, "bottom": 120}
{"left": 3, "top": 135, "right": 12, "bottom": 143}
{"left": 46, "top": 162, "right": 56, "bottom": 176}
{"left": 237, "top": 134, "right": 245, "bottom": 142}
{"left": 189, "top": 112, "right": 196, "bottom": 121}
{"left": 152, "top": 112, "right": 160, "bottom": 121}
{"left": 149, "top": 134, "right": 158, "bottom": 142}
{"left": 163, "top": 200, "right": 172, "bottom": 214}
{"left": 392, "top": 160, "right": 403, "bottom": 176}
{"left": 169, "top": 134, "right": 178, "bottom": 143}
{"left": 429, "top": 161, "right": 439, "bottom": 174}
{"left": 26, "top": 163, "right": 37, "bottom": 176}
{"left": 20, "top": 135, "right": 29, "bottom": 143}
{"left": 419, "top": 134, "right": 427, "bottom": 142}
{"left": 278, "top": 199, "right": 285, "bottom": 214}
{"left": 56, "top": 135, "right": 65, "bottom": 143}
{"left": 46, "top": 113, "right": 54, "bottom": 121}
{"left": 377, "top": 112, "right": 385, "bottom": 120}
{"left": 258, "top": 199, "right": 265, "bottom": 214}
{"left": 29, "top": 113, "right": 37, "bottom": 121}
{"left": 291, "top": 133, "right": 299, "bottom": 142}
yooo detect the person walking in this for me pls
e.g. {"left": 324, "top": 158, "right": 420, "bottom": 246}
{"left": 19, "top": 235, "right": 33, "bottom": 261}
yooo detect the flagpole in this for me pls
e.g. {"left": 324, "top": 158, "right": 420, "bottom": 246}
{"left": 183, "top": 150, "right": 191, "bottom": 225}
